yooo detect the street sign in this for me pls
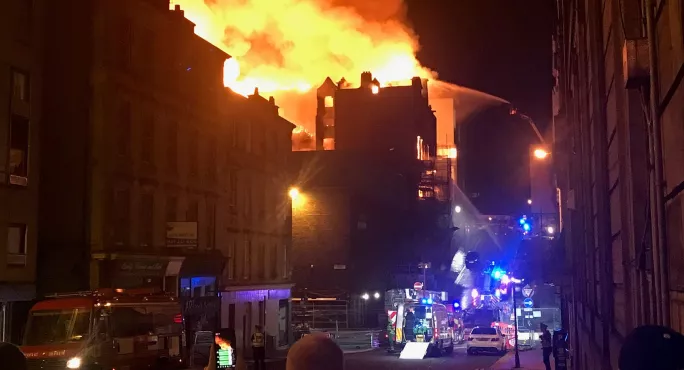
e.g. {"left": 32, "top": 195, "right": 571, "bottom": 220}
{"left": 523, "top": 298, "right": 533, "bottom": 308}
{"left": 414, "top": 282, "right": 424, "bottom": 291}
{"left": 522, "top": 284, "right": 534, "bottom": 298}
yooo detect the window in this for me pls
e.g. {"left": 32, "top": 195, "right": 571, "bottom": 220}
{"left": 115, "top": 17, "right": 133, "bottom": 70}
{"left": 166, "top": 196, "right": 177, "bottom": 221}
{"left": 11, "top": 70, "right": 30, "bottom": 102}
{"left": 113, "top": 189, "right": 131, "bottom": 246}
{"left": 323, "top": 138, "right": 334, "bottom": 151}
{"left": 9, "top": 115, "right": 29, "bottom": 185}
{"left": 7, "top": 224, "right": 27, "bottom": 266}
{"left": 207, "top": 136, "right": 217, "bottom": 181}
{"left": 139, "top": 193, "right": 153, "bottom": 247}
{"left": 206, "top": 201, "right": 216, "bottom": 249}
{"left": 167, "top": 121, "right": 177, "bottom": 172}
{"left": 243, "top": 240, "right": 251, "bottom": 279}
{"left": 228, "top": 170, "right": 237, "bottom": 213}
{"left": 282, "top": 245, "right": 288, "bottom": 279}
{"left": 324, "top": 96, "right": 334, "bottom": 108}
{"left": 228, "top": 239, "right": 236, "bottom": 280}
{"left": 188, "top": 130, "right": 198, "bottom": 175}
{"left": 117, "top": 101, "right": 132, "bottom": 156}
{"left": 271, "top": 245, "right": 278, "bottom": 279}
{"left": 141, "top": 113, "right": 154, "bottom": 163}
{"left": 186, "top": 199, "right": 198, "bottom": 222}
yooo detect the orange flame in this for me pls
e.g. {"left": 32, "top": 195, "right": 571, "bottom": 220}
{"left": 171, "top": 0, "right": 434, "bottom": 128}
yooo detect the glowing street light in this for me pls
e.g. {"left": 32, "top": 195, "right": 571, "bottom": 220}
{"left": 527, "top": 199, "right": 532, "bottom": 205}
{"left": 361, "top": 293, "right": 370, "bottom": 300}
{"left": 533, "top": 148, "right": 549, "bottom": 159}
{"left": 547, "top": 226, "right": 555, "bottom": 234}
{"left": 288, "top": 187, "right": 300, "bottom": 199}
{"left": 455, "top": 205, "right": 462, "bottom": 213}
{"left": 373, "top": 292, "right": 381, "bottom": 299}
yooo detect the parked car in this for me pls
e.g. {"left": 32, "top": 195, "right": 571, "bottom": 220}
{"left": 466, "top": 326, "right": 506, "bottom": 355}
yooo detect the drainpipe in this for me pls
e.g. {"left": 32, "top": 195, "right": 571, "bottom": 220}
{"left": 645, "top": 0, "right": 670, "bottom": 325}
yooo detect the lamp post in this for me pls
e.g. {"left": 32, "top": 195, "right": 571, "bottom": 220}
{"left": 512, "top": 280, "right": 521, "bottom": 368}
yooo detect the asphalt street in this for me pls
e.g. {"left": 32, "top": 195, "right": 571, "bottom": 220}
{"left": 344, "top": 345, "right": 505, "bottom": 370}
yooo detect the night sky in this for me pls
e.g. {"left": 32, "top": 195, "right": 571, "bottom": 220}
{"left": 407, "top": 1, "right": 554, "bottom": 215}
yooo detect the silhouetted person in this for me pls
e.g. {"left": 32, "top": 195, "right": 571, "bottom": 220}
{"left": 251, "top": 325, "right": 266, "bottom": 370}
{"left": 404, "top": 308, "right": 416, "bottom": 341}
{"left": 0, "top": 342, "right": 27, "bottom": 370}
{"left": 619, "top": 325, "right": 684, "bottom": 370}
{"left": 540, "top": 323, "right": 552, "bottom": 370}
{"left": 286, "top": 333, "right": 343, "bottom": 370}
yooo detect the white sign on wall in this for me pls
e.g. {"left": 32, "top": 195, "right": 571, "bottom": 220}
{"left": 166, "top": 222, "right": 198, "bottom": 248}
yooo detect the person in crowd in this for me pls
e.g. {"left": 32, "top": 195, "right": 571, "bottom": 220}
{"left": 539, "top": 323, "right": 552, "bottom": 370}
{"left": 619, "top": 325, "right": 684, "bottom": 370}
{"left": 286, "top": 333, "right": 343, "bottom": 370}
{"left": 251, "top": 325, "right": 266, "bottom": 370}
{"left": 0, "top": 342, "right": 27, "bottom": 370}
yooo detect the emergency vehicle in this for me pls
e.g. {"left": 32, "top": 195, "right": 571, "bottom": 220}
{"left": 385, "top": 288, "right": 455, "bottom": 357}
{"left": 21, "top": 288, "right": 187, "bottom": 370}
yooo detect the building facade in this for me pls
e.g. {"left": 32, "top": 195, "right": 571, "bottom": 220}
{"left": 0, "top": 0, "right": 42, "bottom": 343}
{"left": 290, "top": 73, "right": 455, "bottom": 328}
{"left": 553, "top": 0, "right": 684, "bottom": 368}
{"left": 39, "top": 0, "right": 293, "bottom": 350}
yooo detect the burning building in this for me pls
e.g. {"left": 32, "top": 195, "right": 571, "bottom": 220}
{"left": 38, "top": 0, "right": 295, "bottom": 351}
{"left": 290, "top": 72, "right": 457, "bottom": 327}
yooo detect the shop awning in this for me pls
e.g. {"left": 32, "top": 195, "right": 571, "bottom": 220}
{"left": 179, "top": 253, "right": 226, "bottom": 277}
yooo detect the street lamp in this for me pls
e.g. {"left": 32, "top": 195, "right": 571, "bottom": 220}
{"left": 512, "top": 281, "right": 521, "bottom": 368}
{"left": 455, "top": 205, "right": 462, "bottom": 213}
{"left": 288, "top": 187, "right": 300, "bottom": 199}
{"left": 527, "top": 199, "right": 532, "bottom": 205}
{"left": 533, "top": 148, "right": 549, "bottom": 159}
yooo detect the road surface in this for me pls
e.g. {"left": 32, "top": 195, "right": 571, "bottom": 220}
{"left": 344, "top": 345, "right": 505, "bottom": 370}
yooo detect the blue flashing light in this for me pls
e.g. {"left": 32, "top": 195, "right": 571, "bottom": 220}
{"left": 421, "top": 298, "right": 427, "bottom": 304}
{"left": 453, "top": 302, "right": 460, "bottom": 309}
{"left": 492, "top": 268, "right": 505, "bottom": 280}
{"left": 519, "top": 218, "right": 526, "bottom": 225}
{"left": 427, "top": 298, "right": 433, "bottom": 304}
{"left": 523, "top": 223, "right": 531, "bottom": 231}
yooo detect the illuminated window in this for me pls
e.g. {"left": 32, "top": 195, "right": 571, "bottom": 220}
{"left": 324, "top": 96, "right": 334, "bottom": 107}
{"left": 323, "top": 138, "right": 335, "bottom": 150}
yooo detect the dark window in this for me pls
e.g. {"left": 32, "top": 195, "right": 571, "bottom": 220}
{"left": 271, "top": 245, "right": 278, "bottom": 279}
{"left": 9, "top": 115, "right": 29, "bottom": 184}
{"left": 11, "top": 69, "right": 30, "bottom": 102}
{"left": 167, "top": 121, "right": 177, "bottom": 172}
{"left": 117, "top": 101, "right": 131, "bottom": 156}
{"left": 139, "top": 193, "right": 153, "bottom": 247}
{"left": 113, "top": 189, "right": 131, "bottom": 246}
{"left": 188, "top": 130, "right": 198, "bottom": 175}
{"left": 228, "top": 170, "right": 238, "bottom": 213}
{"left": 166, "top": 196, "right": 177, "bottom": 222}
{"left": 141, "top": 113, "right": 154, "bottom": 163}
{"left": 115, "top": 17, "right": 133, "bottom": 70}
{"left": 24, "top": 309, "right": 90, "bottom": 346}
{"left": 206, "top": 201, "right": 216, "bottom": 249}
{"left": 186, "top": 199, "right": 198, "bottom": 222}
{"left": 207, "top": 136, "right": 217, "bottom": 181}
{"left": 7, "top": 224, "right": 27, "bottom": 266}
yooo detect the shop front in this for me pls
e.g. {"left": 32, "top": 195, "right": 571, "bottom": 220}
{"left": 220, "top": 285, "right": 293, "bottom": 354}
{"left": 91, "top": 253, "right": 184, "bottom": 292}
{"left": 178, "top": 253, "right": 226, "bottom": 346}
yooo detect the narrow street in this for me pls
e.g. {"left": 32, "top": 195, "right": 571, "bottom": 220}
{"left": 344, "top": 346, "right": 504, "bottom": 370}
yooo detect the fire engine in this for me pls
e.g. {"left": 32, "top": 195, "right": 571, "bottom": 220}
{"left": 21, "top": 288, "right": 187, "bottom": 370}
{"left": 385, "top": 288, "right": 455, "bottom": 358}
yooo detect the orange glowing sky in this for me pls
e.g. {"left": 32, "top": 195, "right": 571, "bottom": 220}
{"left": 171, "top": 0, "right": 435, "bottom": 129}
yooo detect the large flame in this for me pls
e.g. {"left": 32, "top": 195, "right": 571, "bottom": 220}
{"left": 171, "top": 0, "right": 434, "bottom": 128}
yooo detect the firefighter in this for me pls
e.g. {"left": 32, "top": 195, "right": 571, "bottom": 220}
{"left": 251, "top": 325, "right": 266, "bottom": 370}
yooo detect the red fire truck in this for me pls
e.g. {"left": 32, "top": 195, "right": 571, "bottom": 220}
{"left": 21, "top": 288, "right": 187, "bottom": 370}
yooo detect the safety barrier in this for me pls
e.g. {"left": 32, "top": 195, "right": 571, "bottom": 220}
{"left": 301, "top": 329, "right": 381, "bottom": 352}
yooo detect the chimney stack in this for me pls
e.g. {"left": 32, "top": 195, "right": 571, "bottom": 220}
{"left": 269, "top": 96, "right": 275, "bottom": 105}
{"left": 360, "top": 71, "right": 373, "bottom": 88}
